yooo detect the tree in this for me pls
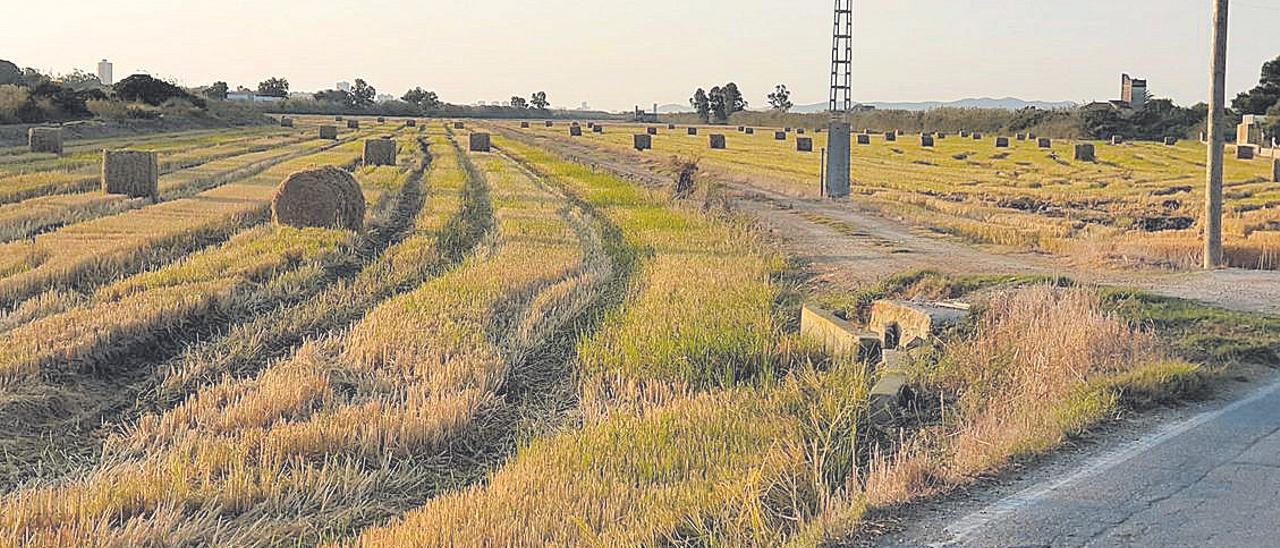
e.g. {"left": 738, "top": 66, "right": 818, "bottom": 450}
{"left": 0, "top": 60, "right": 20, "bottom": 86}
{"left": 690, "top": 88, "right": 711, "bottom": 123}
{"left": 767, "top": 84, "right": 793, "bottom": 112}
{"left": 351, "top": 79, "right": 376, "bottom": 108}
{"left": 257, "top": 77, "right": 289, "bottom": 98}
{"left": 510, "top": 96, "right": 529, "bottom": 109}
{"left": 113, "top": 74, "right": 199, "bottom": 107}
{"left": 706, "top": 83, "right": 747, "bottom": 124}
{"left": 1232, "top": 55, "right": 1280, "bottom": 115}
{"left": 530, "top": 91, "right": 549, "bottom": 110}
{"left": 205, "top": 81, "right": 229, "bottom": 100}
{"left": 55, "top": 70, "right": 102, "bottom": 91}
{"left": 402, "top": 87, "right": 442, "bottom": 112}
{"left": 314, "top": 89, "right": 354, "bottom": 108}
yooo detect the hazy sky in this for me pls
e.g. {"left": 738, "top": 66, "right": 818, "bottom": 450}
{"left": 4, "top": 0, "right": 1279, "bottom": 111}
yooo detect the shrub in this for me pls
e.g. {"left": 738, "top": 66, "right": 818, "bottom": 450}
{"left": 0, "top": 84, "right": 28, "bottom": 124}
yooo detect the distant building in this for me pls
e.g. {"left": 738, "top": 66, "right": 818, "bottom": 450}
{"left": 226, "top": 92, "right": 284, "bottom": 103}
{"left": 96, "top": 59, "right": 113, "bottom": 86}
{"left": 1238, "top": 114, "right": 1273, "bottom": 147}
{"left": 1121, "top": 74, "right": 1148, "bottom": 109}
{"left": 376, "top": 93, "right": 394, "bottom": 103}
{"left": 336, "top": 81, "right": 351, "bottom": 92}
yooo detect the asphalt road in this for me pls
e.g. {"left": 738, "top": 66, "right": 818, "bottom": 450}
{"left": 878, "top": 378, "right": 1280, "bottom": 548}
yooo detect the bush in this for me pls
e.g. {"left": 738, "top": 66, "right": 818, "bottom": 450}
{"left": 113, "top": 74, "right": 203, "bottom": 108}
{"left": 0, "top": 84, "right": 29, "bottom": 124}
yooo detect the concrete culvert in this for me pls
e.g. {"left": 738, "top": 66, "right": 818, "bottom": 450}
{"left": 797, "top": 137, "right": 814, "bottom": 152}
{"left": 709, "top": 134, "right": 726, "bottom": 149}
{"left": 347, "top": 120, "right": 360, "bottom": 129}
{"left": 364, "top": 138, "right": 396, "bottom": 166}
{"left": 272, "top": 166, "right": 366, "bottom": 231}
{"left": 101, "top": 150, "right": 158, "bottom": 200}
{"left": 28, "top": 127, "right": 63, "bottom": 155}
{"left": 469, "top": 133, "right": 491, "bottom": 152}
{"left": 319, "top": 125, "right": 338, "bottom": 139}
{"left": 279, "top": 117, "right": 294, "bottom": 128}
{"left": 1075, "top": 143, "right": 1096, "bottom": 162}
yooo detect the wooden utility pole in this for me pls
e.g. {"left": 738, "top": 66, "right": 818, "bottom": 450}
{"left": 1204, "top": 0, "right": 1229, "bottom": 269}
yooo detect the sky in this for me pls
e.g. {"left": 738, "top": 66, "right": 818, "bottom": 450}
{"left": 4, "top": 0, "right": 1279, "bottom": 112}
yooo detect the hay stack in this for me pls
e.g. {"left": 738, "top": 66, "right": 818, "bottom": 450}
{"left": 972, "top": 132, "right": 983, "bottom": 140}
{"left": 570, "top": 126, "right": 583, "bottom": 137}
{"left": 921, "top": 135, "right": 935, "bottom": 147}
{"left": 592, "top": 125, "right": 604, "bottom": 133}
{"left": 364, "top": 138, "right": 397, "bottom": 166}
{"left": 279, "top": 117, "right": 294, "bottom": 128}
{"left": 1027, "top": 133, "right": 1038, "bottom": 140}
{"left": 454, "top": 121, "right": 465, "bottom": 129}
{"left": 709, "top": 134, "right": 726, "bottom": 149}
{"left": 797, "top": 129, "right": 807, "bottom": 135}
{"left": 647, "top": 127, "right": 659, "bottom": 135}
{"left": 797, "top": 137, "right": 814, "bottom": 152}
{"left": 667, "top": 123, "right": 676, "bottom": 130}
{"left": 937, "top": 132, "right": 948, "bottom": 139}
{"left": 960, "top": 131, "right": 970, "bottom": 138}
{"left": 336, "top": 116, "right": 344, "bottom": 121}
{"left": 1038, "top": 138, "right": 1052, "bottom": 148}
{"left": 347, "top": 120, "right": 360, "bottom": 129}
{"left": 688, "top": 127, "right": 698, "bottom": 136}
{"left": 774, "top": 131, "right": 787, "bottom": 141}
{"left": 521, "top": 121, "right": 531, "bottom": 128}
{"left": 319, "top": 125, "right": 338, "bottom": 139}
{"left": 1074, "top": 143, "right": 1096, "bottom": 162}
{"left": 101, "top": 150, "right": 158, "bottom": 200}
{"left": 856, "top": 134, "right": 871, "bottom": 145}
{"left": 995, "top": 137, "right": 1010, "bottom": 148}
{"left": 545, "top": 121, "right": 554, "bottom": 127}
{"left": 271, "top": 166, "right": 366, "bottom": 232}
{"left": 884, "top": 132, "right": 897, "bottom": 142}
{"left": 1016, "top": 133, "right": 1027, "bottom": 141}
{"left": 406, "top": 119, "right": 417, "bottom": 127}
{"left": 634, "top": 134, "right": 652, "bottom": 151}
{"left": 737, "top": 126, "right": 745, "bottom": 132}
{"left": 1236, "top": 145, "right": 1255, "bottom": 160}
{"left": 470, "top": 133, "right": 491, "bottom": 152}
{"left": 377, "top": 117, "right": 386, "bottom": 123}
{"left": 745, "top": 128, "right": 755, "bottom": 135}
{"left": 28, "top": 127, "right": 63, "bottom": 155}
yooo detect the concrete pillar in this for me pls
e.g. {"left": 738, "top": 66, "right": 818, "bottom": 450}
{"left": 1204, "top": 0, "right": 1229, "bottom": 269}
{"left": 825, "top": 121, "right": 851, "bottom": 198}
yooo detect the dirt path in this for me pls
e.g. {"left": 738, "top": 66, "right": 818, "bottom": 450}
{"left": 495, "top": 127, "right": 1280, "bottom": 316}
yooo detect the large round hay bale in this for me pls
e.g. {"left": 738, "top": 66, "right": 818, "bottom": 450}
{"left": 29, "top": 127, "right": 63, "bottom": 155}
{"left": 279, "top": 117, "right": 294, "bottom": 128}
{"left": 797, "top": 137, "right": 814, "bottom": 152}
{"left": 570, "top": 126, "right": 583, "bottom": 137}
{"left": 347, "top": 120, "right": 360, "bottom": 129}
{"left": 319, "top": 125, "right": 338, "bottom": 139}
{"left": 469, "top": 133, "right": 491, "bottom": 152}
{"left": 364, "top": 138, "right": 397, "bottom": 166}
{"left": 101, "top": 150, "right": 158, "bottom": 199}
{"left": 271, "top": 166, "right": 366, "bottom": 231}
{"left": 709, "top": 134, "right": 726, "bottom": 149}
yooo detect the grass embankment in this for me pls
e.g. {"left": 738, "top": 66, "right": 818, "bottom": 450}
{"left": 0, "top": 129, "right": 609, "bottom": 546}
{"left": 518, "top": 122, "right": 1280, "bottom": 269}
{"left": 0, "top": 134, "right": 376, "bottom": 310}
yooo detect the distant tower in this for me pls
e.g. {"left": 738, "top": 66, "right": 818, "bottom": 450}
{"left": 1121, "top": 73, "right": 1148, "bottom": 109}
{"left": 829, "top": 0, "right": 853, "bottom": 114}
{"left": 97, "top": 59, "right": 113, "bottom": 86}
{"left": 824, "top": 0, "right": 853, "bottom": 199}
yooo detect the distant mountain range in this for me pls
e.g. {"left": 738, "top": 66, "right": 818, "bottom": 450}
{"left": 656, "top": 97, "right": 1076, "bottom": 114}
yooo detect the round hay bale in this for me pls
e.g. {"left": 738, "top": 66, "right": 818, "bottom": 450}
{"left": 364, "top": 138, "right": 397, "bottom": 166}
{"left": 101, "top": 150, "right": 158, "bottom": 199}
{"left": 271, "top": 166, "right": 366, "bottom": 231}
{"left": 29, "top": 127, "right": 64, "bottom": 155}
{"left": 377, "top": 116, "right": 386, "bottom": 123}
{"left": 319, "top": 125, "right": 338, "bottom": 139}
{"left": 469, "top": 133, "right": 491, "bottom": 152}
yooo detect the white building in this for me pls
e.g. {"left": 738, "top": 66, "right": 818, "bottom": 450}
{"left": 376, "top": 93, "right": 395, "bottom": 103}
{"left": 96, "top": 59, "right": 113, "bottom": 86}
{"left": 336, "top": 81, "right": 351, "bottom": 92}
{"left": 226, "top": 92, "right": 284, "bottom": 103}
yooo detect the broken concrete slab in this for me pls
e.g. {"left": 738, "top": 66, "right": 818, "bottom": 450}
{"left": 869, "top": 300, "right": 971, "bottom": 350}
{"left": 800, "top": 304, "right": 882, "bottom": 362}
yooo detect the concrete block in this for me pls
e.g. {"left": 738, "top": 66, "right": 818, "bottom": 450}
{"left": 800, "top": 304, "right": 882, "bottom": 361}
{"left": 745, "top": 128, "right": 755, "bottom": 135}
{"left": 884, "top": 132, "right": 897, "bottom": 142}
{"left": 1236, "top": 145, "right": 1255, "bottom": 160}
{"left": 709, "top": 134, "right": 726, "bottom": 149}
{"left": 348, "top": 120, "right": 360, "bottom": 129}
{"left": 868, "top": 370, "right": 915, "bottom": 424}
{"left": 1038, "top": 138, "right": 1052, "bottom": 148}
{"left": 868, "top": 300, "right": 970, "bottom": 350}
{"left": 634, "top": 134, "right": 652, "bottom": 151}
{"left": 570, "top": 126, "right": 583, "bottom": 137}
{"left": 1074, "top": 143, "right": 1096, "bottom": 162}
{"left": 319, "top": 125, "right": 338, "bottom": 139}
{"left": 775, "top": 131, "right": 788, "bottom": 141}
{"left": 469, "top": 132, "right": 491, "bottom": 152}
{"left": 647, "top": 127, "right": 658, "bottom": 135}
{"left": 856, "top": 134, "right": 871, "bottom": 145}
{"left": 921, "top": 135, "right": 935, "bottom": 147}
{"left": 797, "top": 137, "right": 814, "bottom": 152}
{"left": 995, "top": 137, "right": 1010, "bottom": 148}
{"left": 688, "top": 127, "right": 698, "bottom": 136}
{"left": 28, "top": 127, "right": 63, "bottom": 155}
{"left": 453, "top": 121, "right": 464, "bottom": 129}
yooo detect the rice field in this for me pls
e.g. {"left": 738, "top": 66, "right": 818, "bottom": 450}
{"left": 0, "top": 118, "right": 1265, "bottom": 547}
{"left": 514, "top": 122, "right": 1280, "bottom": 269}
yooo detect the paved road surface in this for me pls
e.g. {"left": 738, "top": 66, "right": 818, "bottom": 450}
{"left": 876, "top": 378, "right": 1280, "bottom": 548}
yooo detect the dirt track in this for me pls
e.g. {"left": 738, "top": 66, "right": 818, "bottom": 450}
{"left": 496, "top": 126, "right": 1280, "bottom": 316}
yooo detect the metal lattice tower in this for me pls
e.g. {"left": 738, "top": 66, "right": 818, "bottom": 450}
{"left": 829, "top": 0, "right": 853, "bottom": 114}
